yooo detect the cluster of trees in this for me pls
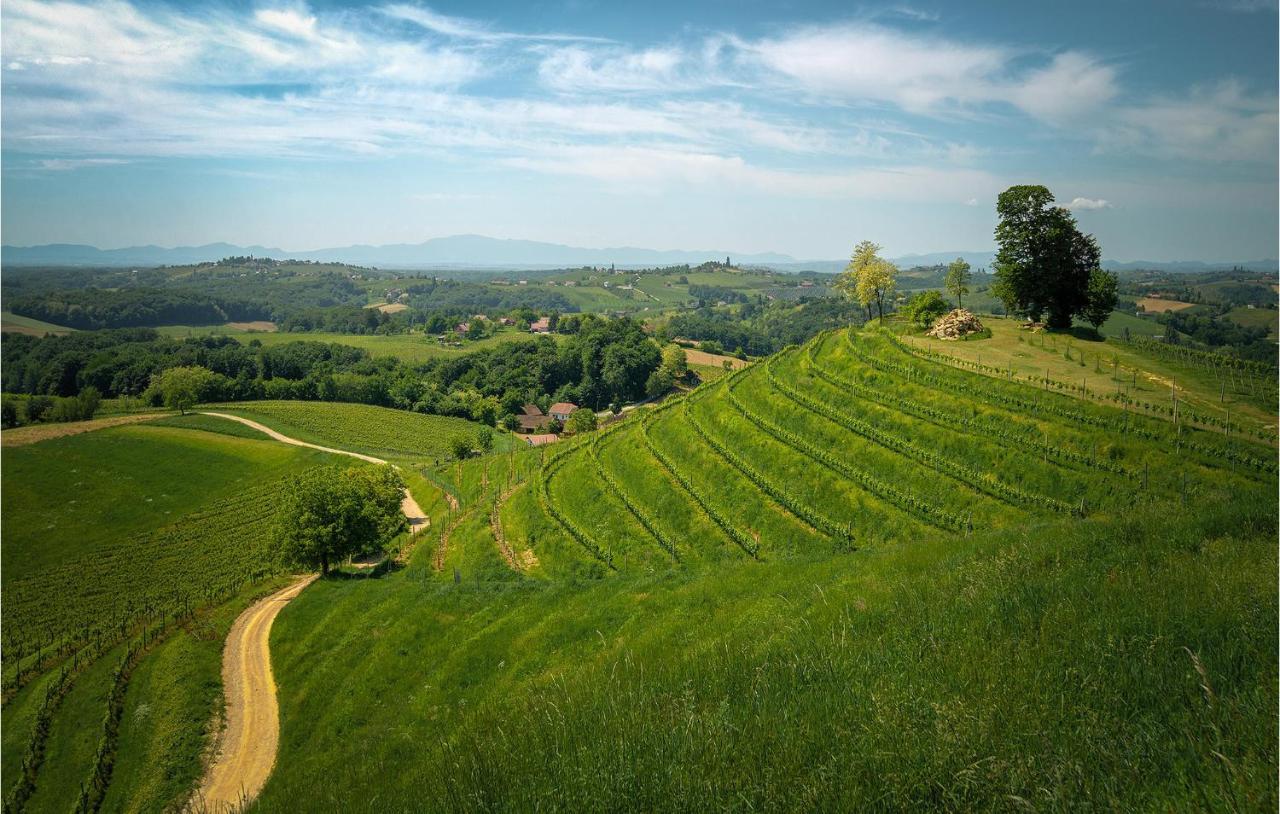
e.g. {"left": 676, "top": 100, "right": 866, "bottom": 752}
{"left": 1, "top": 387, "right": 101, "bottom": 428}
{"left": 688, "top": 285, "right": 748, "bottom": 306}
{"left": 663, "top": 298, "right": 867, "bottom": 356}
{"left": 1, "top": 315, "right": 666, "bottom": 426}
{"left": 645, "top": 345, "right": 690, "bottom": 398}
{"left": 6, "top": 288, "right": 271, "bottom": 330}
{"left": 1157, "top": 311, "right": 1273, "bottom": 362}
{"left": 990, "top": 185, "right": 1118, "bottom": 330}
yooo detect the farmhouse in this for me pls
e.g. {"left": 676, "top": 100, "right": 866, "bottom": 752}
{"left": 523, "top": 433, "right": 558, "bottom": 447}
{"left": 549, "top": 402, "right": 578, "bottom": 422}
{"left": 530, "top": 317, "right": 552, "bottom": 333}
{"left": 455, "top": 322, "right": 470, "bottom": 334}
{"left": 517, "top": 404, "right": 552, "bottom": 433}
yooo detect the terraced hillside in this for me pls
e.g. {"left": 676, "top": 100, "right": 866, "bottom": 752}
{"left": 511, "top": 326, "right": 1272, "bottom": 573}
{"left": 252, "top": 324, "right": 1275, "bottom": 811}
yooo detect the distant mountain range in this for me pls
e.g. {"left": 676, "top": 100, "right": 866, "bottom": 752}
{"left": 1, "top": 236, "right": 1274, "bottom": 273}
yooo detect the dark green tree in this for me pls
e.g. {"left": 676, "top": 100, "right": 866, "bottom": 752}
{"left": 1080, "top": 269, "right": 1120, "bottom": 331}
{"left": 273, "top": 465, "right": 406, "bottom": 574}
{"left": 992, "top": 185, "right": 1101, "bottom": 329}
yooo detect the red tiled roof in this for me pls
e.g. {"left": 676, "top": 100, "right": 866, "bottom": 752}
{"left": 521, "top": 403, "right": 544, "bottom": 416}
{"left": 549, "top": 402, "right": 578, "bottom": 415}
{"left": 523, "top": 433, "right": 558, "bottom": 446}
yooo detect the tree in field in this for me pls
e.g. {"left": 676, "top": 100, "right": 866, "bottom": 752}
{"left": 945, "top": 258, "right": 972, "bottom": 308}
{"left": 450, "top": 435, "right": 474, "bottom": 460}
{"left": 661, "top": 344, "right": 688, "bottom": 380}
{"left": 565, "top": 407, "right": 597, "bottom": 434}
{"left": 475, "top": 426, "right": 494, "bottom": 453}
{"left": 1080, "top": 269, "right": 1119, "bottom": 331}
{"left": 836, "top": 240, "right": 898, "bottom": 323}
{"left": 273, "top": 465, "right": 406, "bottom": 574}
{"left": 992, "top": 185, "right": 1103, "bottom": 329}
{"left": 149, "top": 365, "right": 217, "bottom": 415}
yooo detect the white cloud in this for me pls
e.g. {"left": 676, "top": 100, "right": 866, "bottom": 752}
{"left": 381, "top": 4, "right": 608, "bottom": 43}
{"left": 1064, "top": 197, "right": 1112, "bottom": 210}
{"left": 1007, "top": 52, "right": 1118, "bottom": 125}
{"left": 964, "top": 197, "right": 979, "bottom": 206}
{"left": 1101, "top": 80, "right": 1277, "bottom": 162}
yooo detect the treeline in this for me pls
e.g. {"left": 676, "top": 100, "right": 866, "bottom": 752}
{"left": 1, "top": 315, "right": 662, "bottom": 423}
{"left": 688, "top": 285, "right": 747, "bottom": 305}
{"left": 6, "top": 288, "right": 271, "bottom": 330}
{"left": 1156, "top": 311, "right": 1274, "bottom": 363}
{"left": 663, "top": 298, "right": 868, "bottom": 356}
{"left": 403, "top": 278, "right": 574, "bottom": 313}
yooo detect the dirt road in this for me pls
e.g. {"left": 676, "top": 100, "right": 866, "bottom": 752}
{"left": 196, "top": 575, "right": 316, "bottom": 813}
{"left": 1, "top": 413, "right": 166, "bottom": 447}
{"left": 193, "top": 413, "right": 433, "bottom": 811}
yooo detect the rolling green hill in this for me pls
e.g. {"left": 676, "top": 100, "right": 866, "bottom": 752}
{"left": 3, "top": 324, "right": 1275, "bottom": 811}
{"left": 247, "top": 324, "right": 1275, "bottom": 810}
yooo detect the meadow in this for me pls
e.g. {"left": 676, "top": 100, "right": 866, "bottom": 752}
{"left": 2, "top": 319, "right": 1275, "bottom": 811}
{"left": 155, "top": 325, "right": 551, "bottom": 362}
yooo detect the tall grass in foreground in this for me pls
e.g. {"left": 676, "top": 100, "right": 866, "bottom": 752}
{"left": 255, "top": 496, "right": 1276, "bottom": 812}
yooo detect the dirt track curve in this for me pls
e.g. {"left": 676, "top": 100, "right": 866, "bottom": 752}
{"left": 196, "top": 575, "right": 316, "bottom": 812}
{"left": 200, "top": 411, "right": 428, "bottom": 532}
{"left": 193, "top": 412, "right": 432, "bottom": 811}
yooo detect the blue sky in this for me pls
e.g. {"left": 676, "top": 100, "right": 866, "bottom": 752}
{"left": 1, "top": 0, "right": 1276, "bottom": 260}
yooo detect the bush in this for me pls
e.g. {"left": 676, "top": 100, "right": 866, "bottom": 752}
{"left": 903, "top": 291, "right": 952, "bottom": 328}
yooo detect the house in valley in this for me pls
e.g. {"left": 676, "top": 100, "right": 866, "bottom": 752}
{"left": 549, "top": 402, "right": 578, "bottom": 422}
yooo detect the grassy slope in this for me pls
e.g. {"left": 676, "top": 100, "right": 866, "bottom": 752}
{"left": 1, "top": 423, "right": 327, "bottom": 580}
{"left": 247, "top": 324, "right": 1275, "bottom": 811}
{"left": 0, "top": 425, "right": 344, "bottom": 808}
{"left": 257, "top": 501, "right": 1275, "bottom": 812}
{"left": 0, "top": 311, "right": 75, "bottom": 335}
{"left": 900, "top": 316, "right": 1277, "bottom": 433}
{"left": 209, "top": 400, "right": 512, "bottom": 460}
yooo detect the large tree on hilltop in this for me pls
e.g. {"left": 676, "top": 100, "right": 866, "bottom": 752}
{"left": 836, "top": 240, "right": 898, "bottom": 324}
{"left": 992, "top": 185, "right": 1102, "bottom": 329}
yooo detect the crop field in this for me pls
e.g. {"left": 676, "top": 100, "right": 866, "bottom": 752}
{"left": 210, "top": 400, "right": 511, "bottom": 460}
{"left": 242, "top": 322, "right": 1276, "bottom": 810}
{"left": 0, "top": 423, "right": 342, "bottom": 812}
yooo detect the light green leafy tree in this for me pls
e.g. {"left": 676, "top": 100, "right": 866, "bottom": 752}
{"left": 945, "top": 258, "right": 972, "bottom": 309}
{"left": 149, "top": 365, "right": 218, "bottom": 415}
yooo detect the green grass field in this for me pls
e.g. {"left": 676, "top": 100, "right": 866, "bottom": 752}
{"left": 209, "top": 400, "right": 512, "bottom": 460}
{"left": 240, "top": 323, "right": 1276, "bottom": 810}
{"left": 1223, "top": 305, "right": 1279, "bottom": 336}
{"left": 0, "top": 422, "right": 356, "bottom": 813}
{"left": 4, "top": 321, "right": 1275, "bottom": 811}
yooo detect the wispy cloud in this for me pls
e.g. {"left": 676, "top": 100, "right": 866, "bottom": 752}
{"left": 1064, "top": 197, "right": 1112, "bottom": 210}
{"left": 381, "top": 4, "right": 609, "bottom": 43}
{"left": 35, "top": 157, "right": 130, "bottom": 170}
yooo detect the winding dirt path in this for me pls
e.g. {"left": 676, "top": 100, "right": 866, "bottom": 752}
{"left": 196, "top": 575, "right": 316, "bottom": 813}
{"left": 192, "top": 412, "right": 436, "bottom": 811}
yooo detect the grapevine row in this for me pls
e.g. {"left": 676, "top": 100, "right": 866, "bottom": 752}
{"left": 765, "top": 352, "right": 1076, "bottom": 515}
{"left": 681, "top": 391, "right": 858, "bottom": 548}
{"left": 640, "top": 400, "right": 761, "bottom": 559}
{"left": 806, "top": 333, "right": 1128, "bottom": 476}
{"left": 538, "top": 441, "right": 616, "bottom": 568}
{"left": 591, "top": 430, "right": 680, "bottom": 560}
{"left": 858, "top": 331, "right": 1277, "bottom": 476}
{"left": 724, "top": 369, "right": 967, "bottom": 532}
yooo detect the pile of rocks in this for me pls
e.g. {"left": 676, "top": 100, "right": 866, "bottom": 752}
{"left": 927, "top": 309, "right": 986, "bottom": 340}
